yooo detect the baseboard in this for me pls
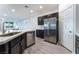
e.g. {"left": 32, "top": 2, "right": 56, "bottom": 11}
{"left": 58, "top": 43, "right": 72, "bottom": 53}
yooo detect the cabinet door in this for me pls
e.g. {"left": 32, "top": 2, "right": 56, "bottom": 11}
{"left": 36, "top": 30, "right": 44, "bottom": 39}
{"left": 21, "top": 36, "right": 26, "bottom": 52}
{"left": 27, "top": 32, "right": 35, "bottom": 47}
{"left": 38, "top": 17, "right": 44, "bottom": 25}
{"left": 11, "top": 42, "right": 20, "bottom": 54}
{"left": 0, "top": 43, "right": 9, "bottom": 54}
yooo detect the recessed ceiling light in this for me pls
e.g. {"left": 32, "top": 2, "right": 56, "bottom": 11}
{"left": 40, "top": 5, "right": 43, "bottom": 9}
{"left": 12, "top": 9, "right": 15, "bottom": 12}
{"left": 30, "top": 10, "right": 34, "bottom": 13}
{"left": 4, "top": 13, "right": 7, "bottom": 16}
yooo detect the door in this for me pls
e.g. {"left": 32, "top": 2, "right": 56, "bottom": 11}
{"left": 63, "top": 5, "right": 74, "bottom": 52}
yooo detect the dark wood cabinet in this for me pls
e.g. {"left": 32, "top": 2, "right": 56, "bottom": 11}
{"left": 0, "top": 31, "right": 35, "bottom": 54}
{"left": 38, "top": 17, "right": 44, "bottom": 25}
{"left": 21, "top": 33, "right": 26, "bottom": 53}
{"left": 9, "top": 36, "right": 21, "bottom": 54}
{"left": 36, "top": 30, "right": 44, "bottom": 39}
{"left": 0, "top": 43, "right": 9, "bottom": 54}
{"left": 9, "top": 31, "right": 35, "bottom": 54}
{"left": 10, "top": 42, "right": 21, "bottom": 54}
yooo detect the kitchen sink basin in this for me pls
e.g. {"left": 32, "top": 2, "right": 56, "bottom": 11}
{"left": 0, "top": 32, "right": 20, "bottom": 37}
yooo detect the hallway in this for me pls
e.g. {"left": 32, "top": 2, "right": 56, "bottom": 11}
{"left": 23, "top": 37, "right": 71, "bottom": 54}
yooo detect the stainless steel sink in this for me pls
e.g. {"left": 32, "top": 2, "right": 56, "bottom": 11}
{"left": 0, "top": 32, "right": 20, "bottom": 37}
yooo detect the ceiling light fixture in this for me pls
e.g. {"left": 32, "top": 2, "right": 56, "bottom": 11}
{"left": 12, "top": 9, "right": 15, "bottom": 12}
{"left": 40, "top": 5, "right": 43, "bottom": 9}
{"left": 30, "top": 10, "right": 34, "bottom": 13}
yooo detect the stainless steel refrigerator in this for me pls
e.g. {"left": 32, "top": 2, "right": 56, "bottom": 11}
{"left": 44, "top": 17, "right": 58, "bottom": 44}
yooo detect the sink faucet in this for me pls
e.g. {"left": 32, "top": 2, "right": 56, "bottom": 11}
{"left": 2, "top": 22, "right": 14, "bottom": 34}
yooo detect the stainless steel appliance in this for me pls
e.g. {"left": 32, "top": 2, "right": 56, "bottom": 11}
{"left": 44, "top": 17, "right": 58, "bottom": 44}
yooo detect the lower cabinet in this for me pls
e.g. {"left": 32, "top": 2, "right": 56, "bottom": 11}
{"left": 10, "top": 42, "right": 21, "bottom": 54}
{"left": 0, "top": 31, "right": 35, "bottom": 54}
{"left": 9, "top": 36, "right": 22, "bottom": 54}
{"left": 36, "top": 30, "right": 44, "bottom": 39}
{"left": 0, "top": 43, "right": 9, "bottom": 54}
{"left": 9, "top": 31, "right": 35, "bottom": 54}
{"left": 21, "top": 33, "right": 26, "bottom": 53}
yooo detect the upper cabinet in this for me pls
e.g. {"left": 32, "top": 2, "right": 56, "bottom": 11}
{"left": 38, "top": 17, "right": 44, "bottom": 25}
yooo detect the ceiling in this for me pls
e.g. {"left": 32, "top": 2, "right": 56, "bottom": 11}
{"left": 0, "top": 4, "right": 58, "bottom": 19}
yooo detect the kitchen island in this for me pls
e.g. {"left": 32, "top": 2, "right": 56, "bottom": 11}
{"left": 0, "top": 31, "right": 35, "bottom": 54}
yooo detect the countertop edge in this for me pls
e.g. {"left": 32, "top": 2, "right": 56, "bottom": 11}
{"left": 0, "top": 30, "right": 35, "bottom": 45}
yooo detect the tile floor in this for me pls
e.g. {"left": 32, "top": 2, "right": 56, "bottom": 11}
{"left": 23, "top": 37, "right": 71, "bottom": 54}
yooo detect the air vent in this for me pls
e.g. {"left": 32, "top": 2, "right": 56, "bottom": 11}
{"left": 24, "top": 5, "right": 29, "bottom": 8}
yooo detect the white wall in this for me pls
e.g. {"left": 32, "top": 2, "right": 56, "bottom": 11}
{"left": 23, "top": 9, "right": 58, "bottom": 31}
{"left": 23, "top": 17, "right": 37, "bottom": 31}
{"left": 59, "top": 4, "right": 72, "bottom": 12}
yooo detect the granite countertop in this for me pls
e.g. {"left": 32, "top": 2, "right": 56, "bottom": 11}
{"left": 0, "top": 30, "right": 35, "bottom": 45}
